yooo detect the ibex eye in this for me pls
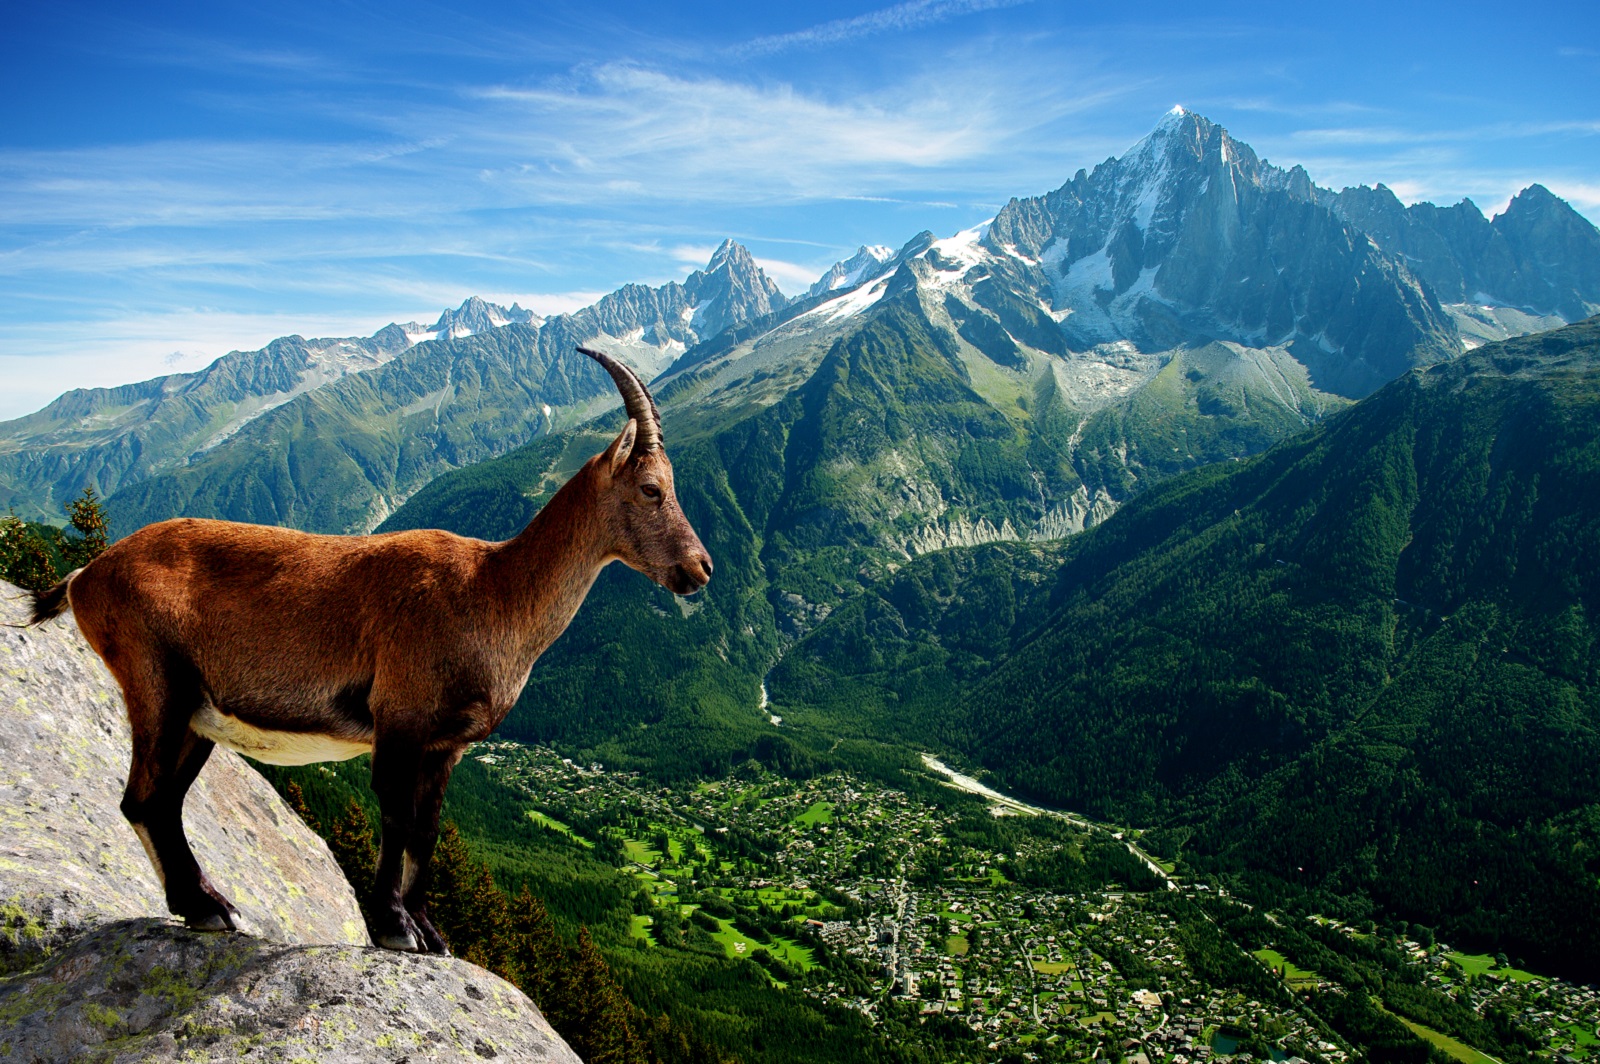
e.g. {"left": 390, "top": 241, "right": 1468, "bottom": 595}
{"left": 641, "top": 484, "right": 662, "bottom": 500}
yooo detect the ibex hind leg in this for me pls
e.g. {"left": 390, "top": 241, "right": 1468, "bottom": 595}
{"left": 120, "top": 668, "right": 243, "bottom": 933}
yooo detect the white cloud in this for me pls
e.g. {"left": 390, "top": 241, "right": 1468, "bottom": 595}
{"left": 470, "top": 62, "right": 1026, "bottom": 201}
{"left": 736, "top": 0, "right": 1035, "bottom": 56}
{"left": 668, "top": 244, "right": 722, "bottom": 269}
{"left": 754, "top": 255, "right": 832, "bottom": 295}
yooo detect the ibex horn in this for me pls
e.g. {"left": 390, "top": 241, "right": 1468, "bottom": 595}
{"left": 577, "top": 345, "right": 661, "bottom": 452}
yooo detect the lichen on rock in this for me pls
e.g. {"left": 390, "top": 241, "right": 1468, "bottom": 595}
{"left": 0, "top": 918, "right": 579, "bottom": 1063}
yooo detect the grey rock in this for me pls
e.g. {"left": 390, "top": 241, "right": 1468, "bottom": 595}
{"left": 1329, "top": 182, "right": 1600, "bottom": 321}
{"left": 0, "top": 918, "right": 579, "bottom": 1063}
{"left": 429, "top": 296, "right": 541, "bottom": 339}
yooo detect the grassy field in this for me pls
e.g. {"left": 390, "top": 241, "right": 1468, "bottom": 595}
{"left": 1032, "top": 961, "right": 1073, "bottom": 976}
{"left": 1397, "top": 1018, "right": 1500, "bottom": 1064}
{"left": 701, "top": 915, "right": 816, "bottom": 972}
{"left": 792, "top": 801, "right": 834, "bottom": 825}
{"left": 527, "top": 809, "right": 592, "bottom": 846}
{"left": 623, "top": 837, "right": 661, "bottom": 865}
{"left": 1563, "top": 1023, "right": 1597, "bottom": 1056}
{"left": 629, "top": 914, "right": 654, "bottom": 944}
{"left": 1449, "top": 953, "right": 1539, "bottom": 983}
{"left": 1253, "top": 948, "right": 1320, "bottom": 987}
{"left": 947, "top": 935, "right": 969, "bottom": 955}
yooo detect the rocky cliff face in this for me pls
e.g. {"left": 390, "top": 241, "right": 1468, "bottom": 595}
{"left": 0, "top": 582, "right": 581, "bottom": 1063}
{"left": 1329, "top": 182, "right": 1600, "bottom": 324}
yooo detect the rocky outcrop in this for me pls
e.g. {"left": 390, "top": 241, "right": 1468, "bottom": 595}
{"left": 906, "top": 514, "right": 1019, "bottom": 555}
{"left": 0, "top": 582, "right": 581, "bottom": 1063}
{"left": 0, "top": 922, "right": 579, "bottom": 1063}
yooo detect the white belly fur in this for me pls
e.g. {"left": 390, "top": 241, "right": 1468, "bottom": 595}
{"left": 190, "top": 704, "right": 372, "bottom": 766}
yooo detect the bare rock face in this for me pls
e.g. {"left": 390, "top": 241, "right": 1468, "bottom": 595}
{"left": 0, "top": 582, "right": 582, "bottom": 1063}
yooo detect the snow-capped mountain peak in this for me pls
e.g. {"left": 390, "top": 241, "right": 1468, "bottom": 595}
{"left": 425, "top": 296, "right": 542, "bottom": 341}
{"left": 704, "top": 238, "right": 743, "bottom": 275}
{"left": 808, "top": 245, "right": 896, "bottom": 297}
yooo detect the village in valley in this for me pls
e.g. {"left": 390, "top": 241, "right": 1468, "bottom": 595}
{"left": 472, "top": 743, "right": 1600, "bottom": 1064}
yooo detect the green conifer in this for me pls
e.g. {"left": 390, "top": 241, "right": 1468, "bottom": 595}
{"left": 327, "top": 799, "right": 378, "bottom": 919}
{"left": 282, "top": 780, "right": 321, "bottom": 834}
{"left": 0, "top": 513, "right": 58, "bottom": 592}
{"left": 60, "top": 486, "right": 110, "bottom": 570}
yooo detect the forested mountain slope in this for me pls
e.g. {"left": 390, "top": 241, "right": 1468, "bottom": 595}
{"left": 379, "top": 266, "right": 1353, "bottom": 777}
{"left": 775, "top": 316, "right": 1600, "bottom": 978}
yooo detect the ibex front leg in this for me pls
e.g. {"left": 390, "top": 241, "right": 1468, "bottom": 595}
{"left": 401, "top": 748, "right": 463, "bottom": 956}
{"left": 371, "top": 734, "right": 428, "bottom": 951}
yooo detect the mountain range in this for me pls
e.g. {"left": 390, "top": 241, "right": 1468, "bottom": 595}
{"left": 5, "top": 110, "right": 1597, "bottom": 540}
{"left": 0, "top": 239, "right": 786, "bottom": 530}
{"left": 2, "top": 109, "right": 1598, "bottom": 973}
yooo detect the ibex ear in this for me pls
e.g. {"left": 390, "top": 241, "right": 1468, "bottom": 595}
{"left": 603, "top": 418, "right": 637, "bottom": 477}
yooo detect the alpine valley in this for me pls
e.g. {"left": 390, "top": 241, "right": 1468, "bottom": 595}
{"left": 5, "top": 110, "right": 1600, "bottom": 1064}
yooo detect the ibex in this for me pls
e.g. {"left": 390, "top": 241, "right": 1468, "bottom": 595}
{"left": 24, "top": 347, "right": 711, "bottom": 953}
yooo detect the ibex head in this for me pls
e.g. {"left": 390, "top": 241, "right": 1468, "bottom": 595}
{"left": 579, "top": 346, "right": 713, "bottom": 596}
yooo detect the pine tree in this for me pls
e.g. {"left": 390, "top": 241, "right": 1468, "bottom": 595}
{"left": 60, "top": 486, "right": 110, "bottom": 571}
{"left": 327, "top": 799, "right": 378, "bottom": 919}
{"left": 0, "top": 513, "right": 58, "bottom": 592}
{"left": 282, "top": 781, "right": 321, "bottom": 834}
{"left": 562, "top": 927, "right": 648, "bottom": 1064}
{"left": 426, "top": 823, "right": 514, "bottom": 975}
{"left": 508, "top": 885, "right": 565, "bottom": 1006}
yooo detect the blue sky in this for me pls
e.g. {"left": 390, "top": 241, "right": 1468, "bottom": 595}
{"left": 2, "top": 0, "right": 1597, "bottom": 418}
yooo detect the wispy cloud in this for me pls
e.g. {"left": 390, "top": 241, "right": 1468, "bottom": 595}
{"left": 1289, "top": 120, "right": 1600, "bottom": 146}
{"left": 753, "top": 255, "right": 829, "bottom": 295}
{"left": 471, "top": 62, "right": 1026, "bottom": 198}
{"left": 735, "top": 0, "right": 1036, "bottom": 57}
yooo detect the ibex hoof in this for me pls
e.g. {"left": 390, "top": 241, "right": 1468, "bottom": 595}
{"left": 377, "top": 931, "right": 420, "bottom": 952}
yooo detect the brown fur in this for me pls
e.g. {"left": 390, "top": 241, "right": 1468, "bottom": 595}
{"left": 54, "top": 411, "right": 710, "bottom": 952}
